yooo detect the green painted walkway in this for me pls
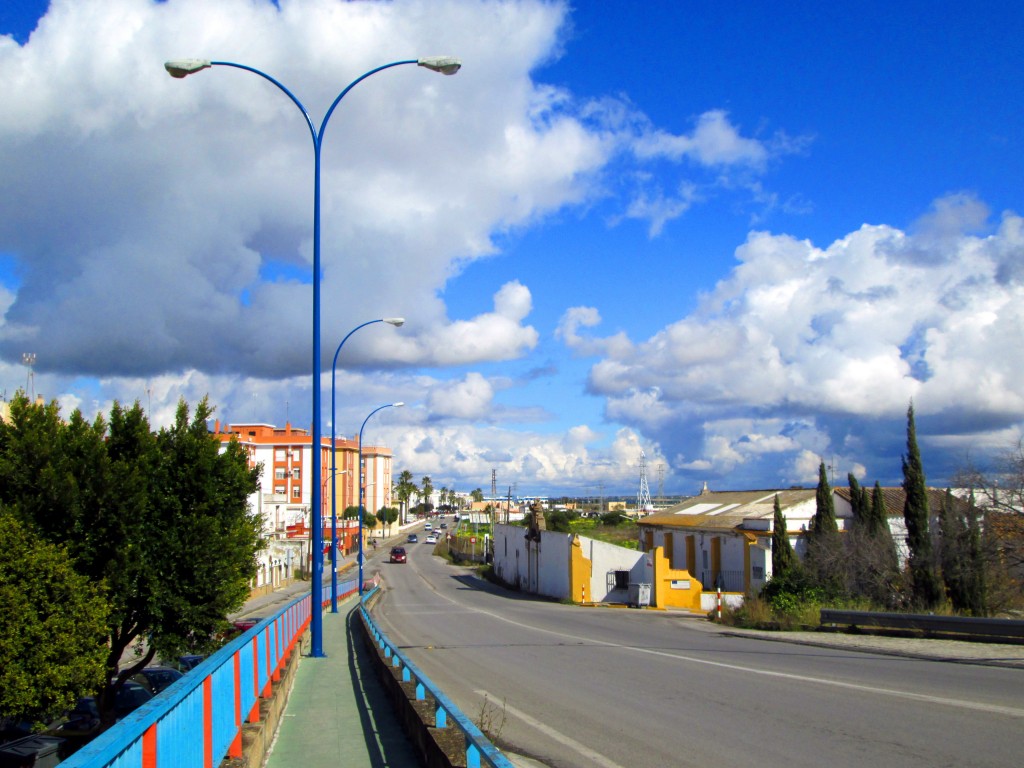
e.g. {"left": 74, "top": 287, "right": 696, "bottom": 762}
{"left": 265, "top": 597, "right": 420, "bottom": 768}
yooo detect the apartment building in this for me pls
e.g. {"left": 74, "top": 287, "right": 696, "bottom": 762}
{"left": 211, "top": 419, "right": 395, "bottom": 593}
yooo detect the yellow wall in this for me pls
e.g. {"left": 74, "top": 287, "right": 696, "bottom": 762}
{"left": 650, "top": 545, "right": 702, "bottom": 612}
{"left": 569, "top": 534, "right": 592, "bottom": 604}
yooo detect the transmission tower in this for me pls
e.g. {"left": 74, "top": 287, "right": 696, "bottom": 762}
{"left": 636, "top": 451, "right": 653, "bottom": 515}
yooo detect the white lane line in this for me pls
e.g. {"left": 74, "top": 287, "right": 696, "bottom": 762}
{"left": 474, "top": 689, "right": 627, "bottom": 768}
{"left": 443, "top": 600, "right": 1024, "bottom": 719}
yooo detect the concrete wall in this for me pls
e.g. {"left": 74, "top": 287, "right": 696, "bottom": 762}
{"left": 493, "top": 525, "right": 652, "bottom": 606}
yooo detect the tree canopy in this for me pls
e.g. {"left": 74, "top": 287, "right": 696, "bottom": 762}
{"left": 0, "top": 508, "right": 109, "bottom": 726}
{"left": 0, "top": 394, "right": 262, "bottom": 723}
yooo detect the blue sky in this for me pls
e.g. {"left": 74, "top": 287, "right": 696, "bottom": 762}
{"left": 2, "top": 1, "right": 1024, "bottom": 498}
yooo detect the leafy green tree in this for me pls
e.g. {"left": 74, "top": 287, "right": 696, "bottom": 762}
{"left": 342, "top": 505, "right": 361, "bottom": 520}
{"left": 902, "top": 403, "right": 943, "bottom": 609}
{"left": 940, "top": 488, "right": 988, "bottom": 615}
{"left": 600, "top": 510, "right": 627, "bottom": 526}
{"left": 545, "top": 509, "right": 573, "bottom": 533}
{"left": 771, "top": 494, "right": 797, "bottom": 576}
{"left": 363, "top": 511, "right": 378, "bottom": 535}
{"left": 470, "top": 488, "right": 484, "bottom": 503}
{"left": 0, "top": 508, "right": 109, "bottom": 727}
{"left": 379, "top": 506, "right": 399, "bottom": 535}
{"left": 0, "top": 394, "right": 263, "bottom": 723}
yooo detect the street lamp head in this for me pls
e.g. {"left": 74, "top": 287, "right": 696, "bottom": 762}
{"left": 383, "top": 317, "right": 405, "bottom": 327}
{"left": 392, "top": 402, "right": 405, "bottom": 408}
{"left": 417, "top": 56, "right": 462, "bottom": 76}
{"left": 164, "top": 59, "right": 212, "bottom": 78}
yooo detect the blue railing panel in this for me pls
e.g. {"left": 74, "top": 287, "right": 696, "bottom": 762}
{"left": 60, "top": 593, "right": 309, "bottom": 768}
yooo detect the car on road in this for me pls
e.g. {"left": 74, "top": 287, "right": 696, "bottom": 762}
{"left": 439, "top": 522, "right": 447, "bottom": 529}
{"left": 425, "top": 534, "right": 438, "bottom": 545}
{"left": 389, "top": 546, "right": 407, "bottom": 563}
{"left": 407, "top": 533, "right": 418, "bottom": 543}
{"left": 424, "top": 522, "right": 432, "bottom": 531}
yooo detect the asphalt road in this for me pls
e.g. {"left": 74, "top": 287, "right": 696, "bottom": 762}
{"left": 369, "top": 537, "right": 1024, "bottom": 768}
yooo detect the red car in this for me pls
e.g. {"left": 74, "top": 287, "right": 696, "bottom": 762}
{"left": 389, "top": 546, "right": 407, "bottom": 563}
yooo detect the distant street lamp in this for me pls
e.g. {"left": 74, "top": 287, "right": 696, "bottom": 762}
{"left": 165, "top": 56, "right": 459, "bottom": 658}
{"left": 358, "top": 402, "right": 404, "bottom": 593}
{"left": 330, "top": 317, "right": 404, "bottom": 612}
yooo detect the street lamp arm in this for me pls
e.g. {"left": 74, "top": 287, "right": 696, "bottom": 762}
{"left": 320, "top": 60, "right": 418, "bottom": 139}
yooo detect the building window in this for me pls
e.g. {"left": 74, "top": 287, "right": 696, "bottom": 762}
{"left": 275, "top": 469, "right": 286, "bottom": 480}
{"left": 275, "top": 449, "right": 286, "bottom": 461}
{"left": 752, "top": 566, "right": 764, "bottom": 579}
{"left": 292, "top": 468, "right": 301, "bottom": 479}
{"left": 275, "top": 486, "right": 285, "bottom": 495}
{"left": 613, "top": 570, "right": 630, "bottom": 590}
{"left": 292, "top": 487, "right": 301, "bottom": 499}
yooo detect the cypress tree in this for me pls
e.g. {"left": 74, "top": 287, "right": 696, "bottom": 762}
{"left": 939, "top": 488, "right": 966, "bottom": 609}
{"left": 964, "top": 490, "right": 988, "bottom": 615}
{"left": 848, "top": 473, "right": 866, "bottom": 526}
{"left": 772, "top": 493, "right": 797, "bottom": 575}
{"left": 901, "top": 403, "right": 943, "bottom": 608}
{"left": 807, "top": 461, "right": 842, "bottom": 595}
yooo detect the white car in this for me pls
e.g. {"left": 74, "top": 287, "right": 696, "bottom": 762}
{"left": 424, "top": 522, "right": 433, "bottom": 531}
{"left": 425, "top": 534, "right": 438, "bottom": 544}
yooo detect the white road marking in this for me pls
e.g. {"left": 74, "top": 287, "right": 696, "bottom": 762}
{"left": 428, "top": 594, "right": 1024, "bottom": 719}
{"left": 474, "top": 689, "right": 627, "bottom": 768}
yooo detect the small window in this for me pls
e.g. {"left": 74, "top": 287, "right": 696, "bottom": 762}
{"left": 275, "top": 449, "right": 286, "bottom": 461}
{"left": 292, "top": 468, "right": 301, "bottom": 479}
{"left": 292, "top": 487, "right": 301, "bottom": 499}
{"left": 752, "top": 566, "right": 764, "bottom": 579}
{"left": 275, "top": 486, "right": 285, "bottom": 495}
{"left": 275, "top": 469, "right": 286, "bottom": 480}
{"left": 613, "top": 570, "right": 630, "bottom": 590}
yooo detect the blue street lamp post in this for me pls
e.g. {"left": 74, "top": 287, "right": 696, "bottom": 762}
{"left": 358, "top": 402, "right": 404, "bottom": 594}
{"left": 330, "top": 317, "right": 404, "bottom": 612}
{"left": 165, "top": 56, "right": 460, "bottom": 658}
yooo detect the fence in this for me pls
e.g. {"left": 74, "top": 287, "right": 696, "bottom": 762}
{"left": 819, "top": 609, "right": 1024, "bottom": 642}
{"left": 59, "top": 582, "right": 338, "bottom": 768}
{"left": 359, "top": 587, "right": 512, "bottom": 768}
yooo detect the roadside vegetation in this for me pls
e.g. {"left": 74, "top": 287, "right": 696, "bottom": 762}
{"left": 722, "top": 403, "right": 1024, "bottom": 630}
{"left": 0, "top": 393, "right": 262, "bottom": 732}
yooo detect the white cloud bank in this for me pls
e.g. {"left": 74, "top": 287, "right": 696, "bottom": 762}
{"left": 564, "top": 194, "right": 1024, "bottom": 488}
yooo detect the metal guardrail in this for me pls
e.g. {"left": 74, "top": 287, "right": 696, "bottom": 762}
{"left": 359, "top": 587, "right": 514, "bottom": 768}
{"left": 819, "top": 609, "right": 1024, "bottom": 641}
{"left": 59, "top": 584, "right": 326, "bottom": 768}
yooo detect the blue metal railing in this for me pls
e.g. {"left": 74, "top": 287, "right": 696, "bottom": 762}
{"left": 359, "top": 586, "right": 514, "bottom": 768}
{"left": 59, "top": 581, "right": 337, "bottom": 768}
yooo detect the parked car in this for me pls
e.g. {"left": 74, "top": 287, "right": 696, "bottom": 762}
{"left": 407, "top": 533, "right": 419, "bottom": 543}
{"left": 389, "top": 546, "right": 407, "bottom": 563}
{"left": 128, "top": 666, "right": 183, "bottom": 695}
{"left": 231, "top": 616, "right": 263, "bottom": 632}
{"left": 175, "top": 654, "right": 205, "bottom": 672}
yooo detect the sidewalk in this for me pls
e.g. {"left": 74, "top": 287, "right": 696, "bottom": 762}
{"left": 264, "top": 597, "right": 421, "bottom": 768}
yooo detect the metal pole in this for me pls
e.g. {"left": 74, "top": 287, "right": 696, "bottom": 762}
{"left": 166, "top": 54, "right": 458, "bottom": 656}
{"left": 330, "top": 317, "right": 402, "bottom": 612}
{"left": 358, "top": 402, "right": 403, "bottom": 593}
